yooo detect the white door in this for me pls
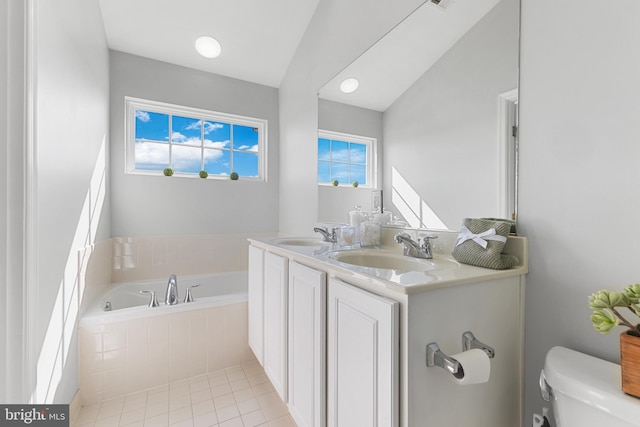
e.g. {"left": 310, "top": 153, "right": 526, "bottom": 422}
{"left": 288, "top": 261, "right": 327, "bottom": 427}
{"left": 263, "top": 252, "right": 289, "bottom": 402}
{"left": 247, "top": 245, "right": 264, "bottom": 364}
{"left": 327, "top": 278, "right": 399, "bottom": 427}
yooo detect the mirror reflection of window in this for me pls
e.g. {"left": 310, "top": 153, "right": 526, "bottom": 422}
{"left": 318, "top": 130, "right": 375, "bottom": 187}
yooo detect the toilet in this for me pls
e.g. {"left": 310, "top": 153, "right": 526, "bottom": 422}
{"left": 540, "top": 346, "right": 640, "bottom": 427}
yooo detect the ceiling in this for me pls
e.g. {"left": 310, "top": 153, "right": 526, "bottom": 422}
{"left": 319, "top": 0, "right": 502, "bottom": 111}
{"left": 99, "top": 0, "right": 503, "bottom": 110}
{"left": 98, "top": 0, "right": 320, "bottom": 88}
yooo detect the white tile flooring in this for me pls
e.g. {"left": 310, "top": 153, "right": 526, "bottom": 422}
{"left": 74, "top": 361, "right": 296, "bottom": 427}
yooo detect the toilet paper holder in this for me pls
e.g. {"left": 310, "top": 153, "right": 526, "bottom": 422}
{"left": 426, "top": 331, "right": 495, "bottom": 374}
{"left": 426, "top": 342, "right": 463, "bottom": 378}
{"left": 462, "top": 331, "right": 495, "bottom": 359}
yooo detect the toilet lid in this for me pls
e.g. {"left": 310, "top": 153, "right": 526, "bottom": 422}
{"left": 543, "top": 346, "right": 640, "bottom": 425}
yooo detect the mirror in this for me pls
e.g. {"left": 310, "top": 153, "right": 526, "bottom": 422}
{"left": 317, "top": 0, "right": 519, "bottom": 231}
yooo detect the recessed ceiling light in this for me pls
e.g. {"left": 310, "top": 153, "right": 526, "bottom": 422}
{"left": 340, "top": 78, "right": 359, "bottom": 94}
{"left": 195, "top": 36, "right": 222, "bottom": 58}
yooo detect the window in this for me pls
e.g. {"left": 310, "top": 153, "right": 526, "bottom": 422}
{"left": 125, "top": 97, "right": 267, "bottom": 180}
{"left": 318, "top": 130, "right": 376, "bottom": 187}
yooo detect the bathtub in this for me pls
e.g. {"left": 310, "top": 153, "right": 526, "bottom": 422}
{"left": 79, "top": 271, "right": 253, "bottom": 404}
{"left": 81, "top": 271, "right": 248, "bottom": 325}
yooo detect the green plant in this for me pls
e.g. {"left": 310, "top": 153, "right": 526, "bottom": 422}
{"left": 163, "top": 167, "right": 174, "bottom": 176}
{"left": 230, "top": 172, "right": 239, "bottom": 180}
{"left": 199, "top": 170, "right": 208, "bottom": 178}
{"left": 331, "top": 179, "right": 339, "bottom": 186}
{"left": 589, "top": 285, "right": 640, "bottom": 336}
{"left": 352, "top": 181, "right": 359, "bottom": 187}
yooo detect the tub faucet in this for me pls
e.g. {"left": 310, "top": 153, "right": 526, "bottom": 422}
{"left": 165, "top": 274, "right": 179, "bottom": 305}
{"left": 314, "top": 226, "right": 337, "bottom": 243}
{"left": 394, "top": 232, "right": 437, "bottom": 259}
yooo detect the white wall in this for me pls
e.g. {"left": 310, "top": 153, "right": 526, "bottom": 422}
{"left": 383, "top": 0, "right": 519, "bottom": 230}
{"left": 317, "top": 99, "right": 383, "bottom": 223}
{"left": 33, "top": 0, "right": 110, "bottom": 403}
{"left": 278, "top": 0, "right": 425, "bottom": 236}
{"left": 109, "top": 51, "right": 280, "bottom": 237}
{"left": 1, "top": 0, "right": 27, "bottom": 403}
{"left": 519, "top": 0, "right": 640, "bottom": 422}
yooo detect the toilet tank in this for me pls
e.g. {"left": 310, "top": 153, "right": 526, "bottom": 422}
{"left": 541, "top": 346, "right": 640, "bottom": 427}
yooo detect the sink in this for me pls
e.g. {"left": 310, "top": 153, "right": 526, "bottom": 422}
{"left": 326, "top": 250, "right": 459, "bottom": 272}
{"left": 275, "top": 238, "right": 332, "bottom": 247}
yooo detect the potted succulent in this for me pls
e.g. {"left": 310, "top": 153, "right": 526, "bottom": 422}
{"left": 589, "top": 285, "right": 640, "bottom": 397}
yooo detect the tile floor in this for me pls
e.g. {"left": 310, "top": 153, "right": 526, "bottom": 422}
{"left": 74, "top": 361, "right": 296, "bottom": 427}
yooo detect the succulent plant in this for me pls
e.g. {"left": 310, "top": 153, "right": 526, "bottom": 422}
{"left": 589, "top": 285, "right": 640, "bottom": 336}
{"left": 331, "top": 179, "right": 339, "bottom": 186}
{"left": 352, "top": 181, "right": 359, "bottom": 187}
{"left": 199, "top": 170, "right": 208, "bottom": 178}
{"left": 163, "top": 167, "right": 174, "bottom": 176}
{"left": 230, "top": 172, "right": 239, "bottom": 180}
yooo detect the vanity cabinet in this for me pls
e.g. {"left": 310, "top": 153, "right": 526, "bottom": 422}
{"left": 263, "top": 251, "right": 289, "bottom": 401}
{"left": 288, "top": 261, "right": 327, "bottom": 427}
{"left": 248, "top": 245, "right": 400, "bottom": 427}
{"left": 248, "top": 232, "right": 527, "bottom": 427}
{"left": 327, "top": 278, "right": 399, "bottom": 427}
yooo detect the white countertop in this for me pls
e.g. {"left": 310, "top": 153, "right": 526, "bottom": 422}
{"left": 248, "top": 228, "right": 528, "bottom": 295}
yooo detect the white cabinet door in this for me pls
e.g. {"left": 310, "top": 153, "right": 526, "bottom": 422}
{"left": 248, "top": 245, "right": 265, "bottom": 365}
{"left": 327, "top": 278, "right": 399, "bottom": 427}
{"left": 288, "top": 261, "right": 327, "bottom": 427}
{"left": 263, "top": 251, "right": 289, "bottom": 402}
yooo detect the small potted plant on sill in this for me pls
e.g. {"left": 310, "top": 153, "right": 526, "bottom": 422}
{"left": 589, "top": 285, "right": 640, "bottom": 398}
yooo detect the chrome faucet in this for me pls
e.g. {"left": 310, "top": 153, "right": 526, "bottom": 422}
{"left": 394, "top": 232, "right": 438, "bottom": 259}
{"left": 314, "top": 226, "right": 337, "bottom": 243}
{"left": 165, "top": 274, "right": 179, "bottom": 305}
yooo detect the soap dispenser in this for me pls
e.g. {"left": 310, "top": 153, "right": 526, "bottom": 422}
{"left": 348, "top": 206, "right": 368, "bottom": 245}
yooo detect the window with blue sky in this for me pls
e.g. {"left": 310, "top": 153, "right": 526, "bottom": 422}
{"left": 126, "top": 97, "right": 266, "bottom": 179}
{"left": 318, "top": 130, "right": 375, "bottom": 187}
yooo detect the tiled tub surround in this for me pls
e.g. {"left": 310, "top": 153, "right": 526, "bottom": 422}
{"left": 78, "top": 233, "right": 276, "bottom": 405}
{"left": 79, "top": 300, "right": 254, "bottom": 405}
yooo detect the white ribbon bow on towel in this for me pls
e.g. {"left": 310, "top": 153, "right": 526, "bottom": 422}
{"left": 456, "top": 226, "right": 507, "bottom": 249}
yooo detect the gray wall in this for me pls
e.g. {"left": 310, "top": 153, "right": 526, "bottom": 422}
{"left": 34, "top": 0, "right": 110, "bottom": 403}
{"left": 383, "top": 0, "right": 519, "bottom": 230}
{"left": 1, "top": 0, "right": 27, "bottom": 403}
{"left": 317, "top": 99, "right": 383, "bottom": 223}
{"left": 109, "top": 51, "right": 280, "bottom": 237}
{"left": 519, "top": 0, "right": 640, "bottom": 422}
{"left": 278, "top": 0, "right": 425, "bottom": 236}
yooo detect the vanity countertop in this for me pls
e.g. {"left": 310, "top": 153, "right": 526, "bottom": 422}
{"left": 248, "top": 229, "right": 528, "bottom": 295}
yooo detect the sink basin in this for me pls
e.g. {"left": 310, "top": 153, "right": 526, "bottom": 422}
{"left": 327, "top": 250, "right": 459, "bottom": 272}
{"left": 275, "top": 238, "right": 332, "bottom": 247}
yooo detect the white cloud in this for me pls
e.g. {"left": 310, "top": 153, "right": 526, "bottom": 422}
{"left": 136, "top": 110, "right": 151, "bottom": 123}
{"left": 171, "top": 132, "right": 187, "bottom": 143}
{"left": 350, "top": 150, "right": 366, "bottom": 164}
{"left": 237, "top": 144, "right": 259, "bottom": 152}
{"left": 204, "top": 139, "right": 230, "bottom": 149}
{"left": 203, "top": 121, "right": 224, "bottom": 134}
{"left": 135, "top": 141, "right": 168, "bottom": 164}
{"left": 135, "top": 139, "right": 235, "bottom": 173}
{"left": 185, "top": 120, "right": 202, "bottom": 131}
{"left": 332, "top": 148, "right": 350, "bottom": 162}
{"left": 171, "top": 132, "right": 202, "bottom": 145}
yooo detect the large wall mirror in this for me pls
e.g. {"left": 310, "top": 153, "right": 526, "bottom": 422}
{"left": 317, "top": 0, "right": 520, "bottom": 231}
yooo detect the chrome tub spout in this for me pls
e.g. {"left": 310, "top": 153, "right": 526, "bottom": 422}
{"left": 165, "top": 274, "right": 179, "bottom": 305}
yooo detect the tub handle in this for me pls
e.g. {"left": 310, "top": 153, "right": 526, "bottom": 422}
{"left": 184, "top": 284, "right": 200, "bottom": 303}
{"left": 139, "top": 290, "right": 159, "bottom": 308}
